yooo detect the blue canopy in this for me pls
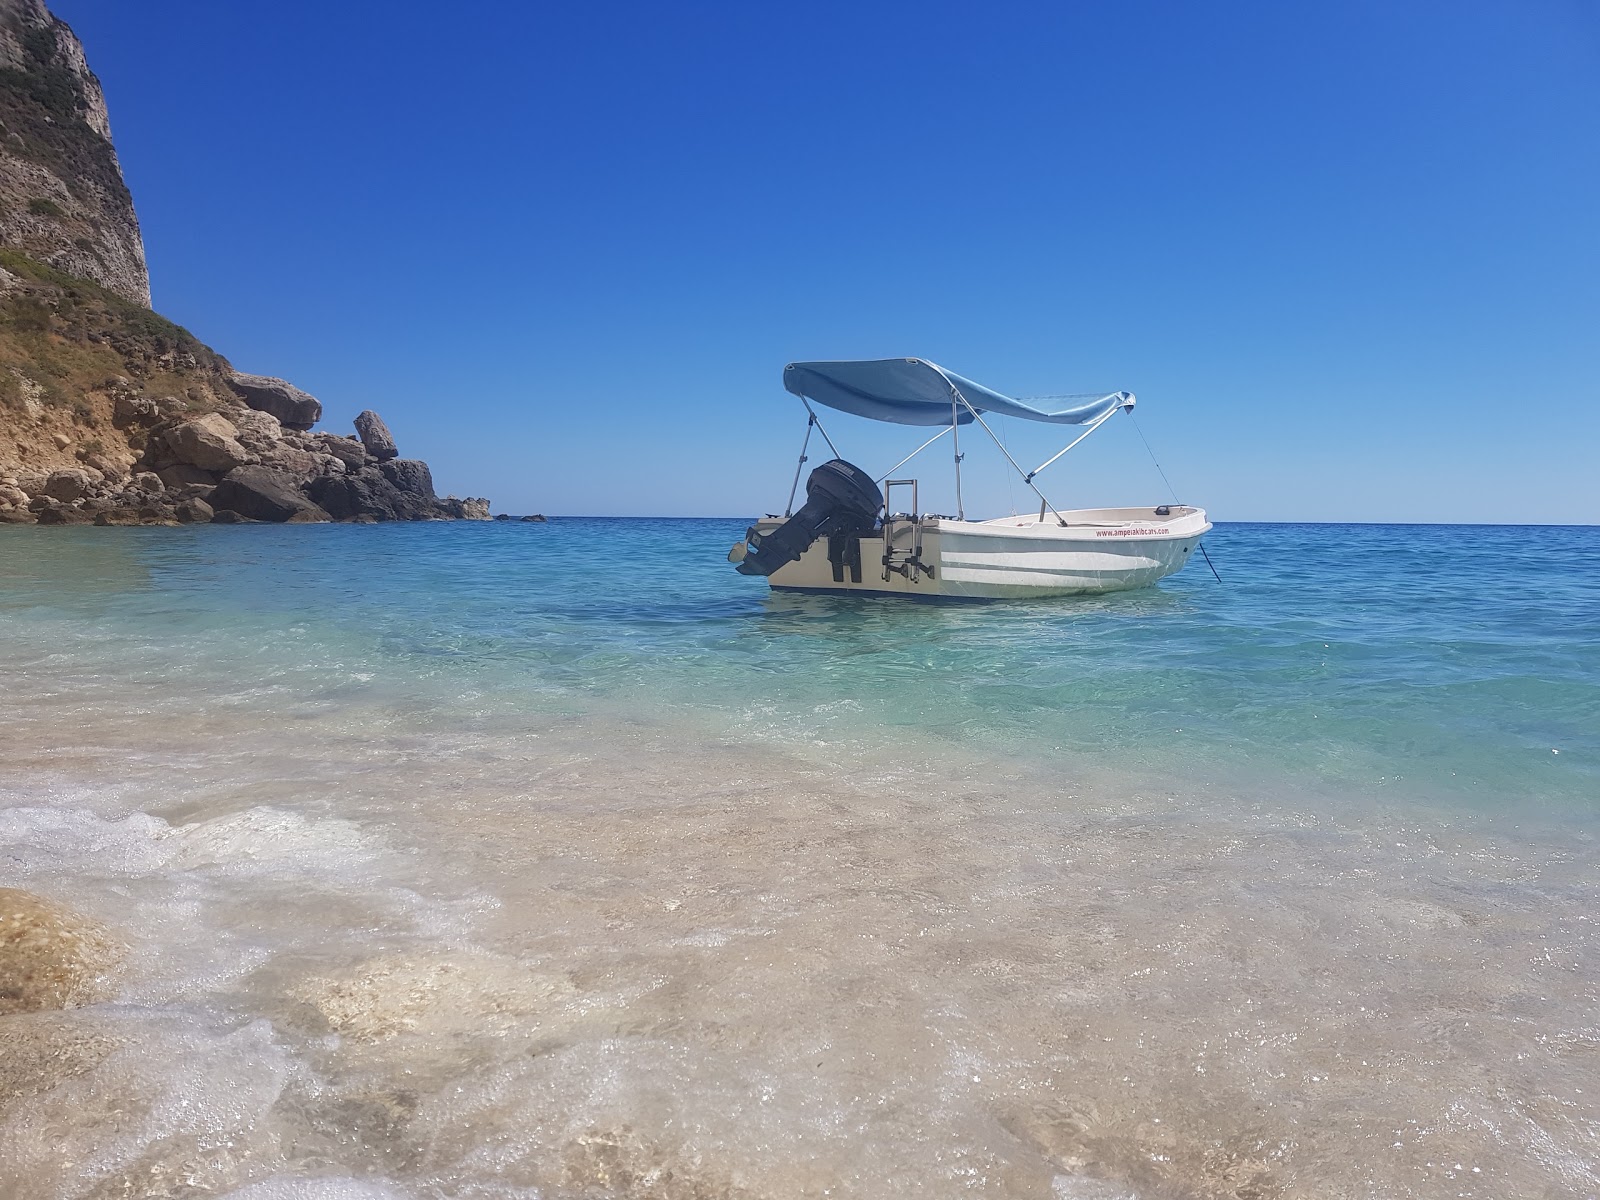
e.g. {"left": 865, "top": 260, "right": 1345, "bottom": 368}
{"left": 783, "top": 358, "right": 1134, "bottom": 427}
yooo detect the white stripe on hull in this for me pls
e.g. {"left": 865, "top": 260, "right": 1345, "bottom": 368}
{"left": 758, "top": 507, "right": 1212, "bottom": 600}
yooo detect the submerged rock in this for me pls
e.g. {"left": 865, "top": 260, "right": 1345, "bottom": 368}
{"left": 0, "top": 889, "right": 123, "bottom": 1015}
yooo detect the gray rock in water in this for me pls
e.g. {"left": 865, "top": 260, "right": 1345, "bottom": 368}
{"left": 210, "top": 466, "right": 331, "bottom": 523}
{"left": 380, "top": 458, "right": 435, "bottom": 498}
{"left": 174, "top": 497, "right": 214, "bottom": 524}
{"left": 440, "top": 496, "right": 493, "bottom": 520}
{"left": 307, "top": 465, "right": 420, "bottom": 521}
{"left": 353, "top": 410, "right": 399, "bottom": 461}
{"left": 228, "top": 372, "right": 323, "bottom": 430}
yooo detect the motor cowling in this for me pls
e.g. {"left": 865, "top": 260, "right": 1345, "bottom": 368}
{"left": 736, "top": 459, "right": 882, "bottom": 576}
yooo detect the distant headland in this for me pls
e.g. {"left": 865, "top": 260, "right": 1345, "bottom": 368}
{"left": 0, "top": 0, "right": 490, "bottom": 525}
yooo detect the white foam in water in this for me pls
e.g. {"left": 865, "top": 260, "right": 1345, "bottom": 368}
{"left": 220, "top": 1179, "right": 409, "bottom": 1200}
{"left": 0, "top": 1011, "right": 296, "bottom": 1199}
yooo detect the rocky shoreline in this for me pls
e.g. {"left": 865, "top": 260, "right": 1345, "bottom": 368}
{"left": 1, "top": 370, "right": 489, "bottom": 526}
{"left": 0, "top": 0, "right": 495, "bottom": 525}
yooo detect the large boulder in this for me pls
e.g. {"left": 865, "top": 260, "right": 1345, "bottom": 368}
{"left": 256, "top": 443, "right": 326, "bottom": 479}
{"left": 380, "top": 458, "right": 435, "bottom": 499}
{"left": 14, "top": 468, "right": 49, "bottom": 496}
{"left": 353, "top": 410, "right": 399, "bottom": 460}
{"left": 228, "top": 372, "right": 323, "bottom": 430}
{"left": 440, "top": 496, "right": 493, "bottom": 520}
{"left": 315, "top": 433, "right": 369, "bottom": 469}
{"left": 42, "top": 468, "right": 103, "bottom": 503}
{"left": 222, "top": 406, "right": 286, "bottom": 455}
{"left": 164, "top": 413, "right": 251, "bottom": 473}
{"left": 306, "top": 464, "right": 420, "bottom": 521}
{"left": 210, "top": 466, "right": 331, "bottom": 523}
{"left": 156, "top": 464, "right": 216, "bottom": 490}
{"left": 111, "top": 393, "right": 161, "bottom": 428}
{"left": 174, "top": 497, "right": 215, "bottom": 524}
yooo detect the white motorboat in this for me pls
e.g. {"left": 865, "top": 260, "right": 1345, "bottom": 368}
{"left": 730, "top": 358, "right": 1212, "bottom": 599}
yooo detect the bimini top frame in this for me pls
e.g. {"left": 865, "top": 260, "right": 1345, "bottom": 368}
{"left": 779, "top": 358, "right": 1135, "bottom": 524}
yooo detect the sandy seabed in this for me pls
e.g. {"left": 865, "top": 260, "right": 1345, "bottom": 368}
{"left": 1, "top": 693, "right": 1596, "bottom": 1200}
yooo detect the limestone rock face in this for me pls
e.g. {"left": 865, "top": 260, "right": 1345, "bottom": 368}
{"left": 353, "top": 410, "right": 399, "bottom": 460}
{"left": 227, "top": 371, "right": 322, "bottom": 430}
{"left": 0, "top": 7, "right": 497, "bottom": 520}
{"left": 210, "top": 465, "right": 330, "bottom": 523}
{"left": 0, "top": 0, "right": 150, "bottom": 305}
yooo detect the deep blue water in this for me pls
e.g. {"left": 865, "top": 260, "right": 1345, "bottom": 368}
{"left": 2, "top": 519, "right": 1596, "bottom": 815}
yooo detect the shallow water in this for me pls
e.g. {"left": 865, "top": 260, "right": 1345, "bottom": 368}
{"left": 1, "top": 520, "right": 1596, "bottom": 1199}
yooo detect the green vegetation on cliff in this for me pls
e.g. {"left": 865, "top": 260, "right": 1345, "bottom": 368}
{"left": 0, "top": 19, "right": 129, "bottom": 209}
{"left": 0, "top": 247, "right": 235, "bottom": 477}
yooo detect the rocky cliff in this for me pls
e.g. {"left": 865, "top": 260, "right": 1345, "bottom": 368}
{"left": 0, "top": 1, "right": 491, "bottom": 526}
{"left": 0, "top": 0, "right": 148, "bottom": 306}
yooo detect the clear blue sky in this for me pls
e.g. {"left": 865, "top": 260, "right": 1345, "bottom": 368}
{"left": 54, "top": 0, "right": 1599, "bottom": 521}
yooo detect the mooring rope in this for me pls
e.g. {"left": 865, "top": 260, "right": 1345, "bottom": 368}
{"left": 1129, "top": 410, "right": 1222, "bottom": 583}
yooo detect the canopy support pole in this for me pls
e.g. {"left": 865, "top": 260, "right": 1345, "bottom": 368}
{"left": 951, "top": 390, "right": 964, "bottom": 520}
{"left": 1024, "top": 404, "right": 1122, "bottom": 482}
{"left": 784, "top": 413, "right": 815, "bottom": 517}
{"left": 799, "top": 399, "right": 840, "bottom": 458}
{"left": 942, "top": 381, "right": 1069, "bottom": 526}
{"left": 876, "top": 425, "right": 951, "bottom": 484}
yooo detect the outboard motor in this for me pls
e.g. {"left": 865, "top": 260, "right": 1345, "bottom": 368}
{"left": 736, "top": 459, "right": 882, "bottom": 576}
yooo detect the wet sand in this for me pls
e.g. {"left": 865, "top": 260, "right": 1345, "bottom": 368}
{"left": 2, "top": 699, "right": 1595, "bottom": 1199}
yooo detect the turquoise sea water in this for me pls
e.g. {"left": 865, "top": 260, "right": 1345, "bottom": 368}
{"left": 4, "top": 519, "right": 1596, "bottom": 814}
{"left": 2, "top": 519, "right": 1598, "bottom": 1199}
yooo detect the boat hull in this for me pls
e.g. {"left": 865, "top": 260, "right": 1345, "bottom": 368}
{"left": 753, "top": 507, "right": 1212, "bottom": 599}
